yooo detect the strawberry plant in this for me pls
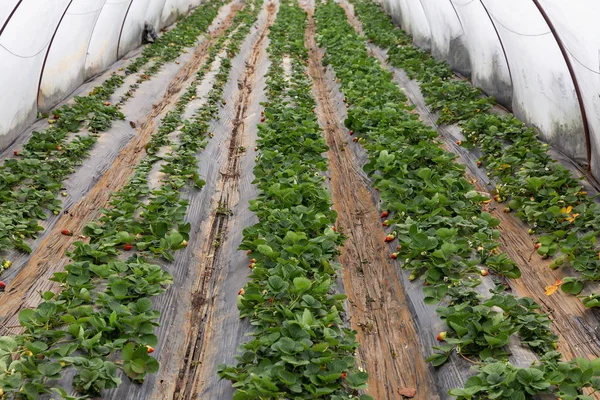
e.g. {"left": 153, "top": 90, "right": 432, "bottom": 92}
{"left": 0, "top": 2, "right": 262, "bottom": 397}
{"left": 0, "top": 1, "right": 225, "bottom": 266}
{"left": 349, "top": 0, "right": 600, "bottom": 305}
{"left": 316, "top": 0, "right": 600, "bottom": 397}
{"left": 217, "top": 3, "right": 370, "bottom": 398}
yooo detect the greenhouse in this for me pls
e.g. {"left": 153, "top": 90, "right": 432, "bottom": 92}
{"left": 0, "top": 0, "right": 599, "bottom": 399}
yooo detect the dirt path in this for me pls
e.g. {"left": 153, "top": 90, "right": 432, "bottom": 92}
{"left": 170, "top": 2, "right": 276, "bottom": 399}
{"left": 0, "top": 1, "right": 243, "bottom": 336}
{"left": 304, "top": 5, "right": 439, "bottom": 399}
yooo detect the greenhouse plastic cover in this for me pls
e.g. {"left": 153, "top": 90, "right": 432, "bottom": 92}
{"left": 379, "top": 0, "right": 600, "bottom": 180}
{"left": 0, "top": 0, "right": 199, "bottom": 151}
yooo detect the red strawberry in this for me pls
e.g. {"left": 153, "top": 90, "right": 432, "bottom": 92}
{"left": 105, "top": 102, "right": 111, "bottom": 106}
{"left": 331, "top": 226, "right": 337, "bottom": 232}
{"left": 124, "top": 244, "right": 133, "bottom": 251}
{"left": 349, "top": 130, "right": 354, "bottom": 135}
{"left": 0, "top": 281, "right": 5, "bottom": 290}
{"left": 56, "top": 145, "right": 62, "bottom": 151}
{"left": 476, "top": 161, "right": 482, "bottom": 167}
{"left": 343, "top": 98, "right": 347, "bottom": 103}
{"left": 238, "top": 288, "right": 245, "bottom": 295}
{"left": 250, "top": 258, "right": 256, "bottom": 263}
{"left": 396, "top": 245, "right": 402, "bottom": 251}
{"left": 61, "top": 229, "right": 71, "bottom": 236}
{"left": 13, "top": 150, "right": 19, "bottom": 156}
{"left": 341, "top": 372, "right": 347, "bottom": 380}
{"left": 391, "top": 252, "right": 398, "bottom": 259}
{"left": 436, "top": 331, "right": 447, "bottom": 341}
{"left": 249, "top": 263, "right": 255, "bottom": 269}
{"left": 381, "top": 211, "right": 389, "bottom": 218}
{"left": 384, "top": 234, "right": 395, "bottom": 243}
{"left": 480, "top": 269, "right": 489, "bottom": 276}
{"left": 246, "top": 250, "right": 252, "bottom": 256}
{"left": 352, "top": 137, "right": 358, "bottom": 142}
{"left": 456, "top": 140, "right": 462, "bottom": 145}
{"left": 146, "top": 345, "right": 154, "bottom": 354}
{"left": 261, "top": 117, "right": 265, "bottom": 122}
{"left": 535, "top": 243, "right": 541, "bottom": 249}
{"left": 223, "top": 100, "right": 227, "bottom": 105}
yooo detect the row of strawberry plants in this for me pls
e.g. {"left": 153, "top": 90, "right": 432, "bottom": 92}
{"left": 135, "top": 0, "right": 267, "bottom": 255}
{"left": 350, "top": 0, "right": 600, "bottom": 303}
{"left": 315, "top": 2, "right": 600, "bottom": 398}
{"left": 0, "top": 2, "right": 262, "bottom": 397}
{"left": 217, "top": 2, "right": 371, "bottom": 398}
{"left": 0, "top": 1, "right": 224, "bottom": 265}
{"left": 85, "top": 8, "right": 251, "bottom": 262}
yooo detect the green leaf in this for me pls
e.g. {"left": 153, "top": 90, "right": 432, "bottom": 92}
{"left": 293, "top": 277, "right": 311, "bottom": 292}
{"left": 122, "top": 343, "right": 135, "bottom": 361}
{"left": 268, "top": 276, "right": 288, "bottom": 293}
{"left": 257, "top": 244, "right": 276, "bottom": 258}
{"left": 18, "top": 309, "right": 36, "bottom": 327}
{"left": 346, "top": 371, "right": 369, "bottom": 389}
{"left": 38, "top": 362, "right": 62, "bottom": 377}
{"left": 426, "top": 352, "right": 449, "bottom": 367}
{"left": 111, "top": 282, "right": 129, "bottom": 299}
{"left": 561, "top": 277, "right": 584, "bottom": 295}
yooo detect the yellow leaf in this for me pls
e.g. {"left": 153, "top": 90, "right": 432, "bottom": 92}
{"left": 566, "top": 213, "right": 580, "bottom": 223}
{"left": 545, "top": 280, "right": 563, "bottom": 296}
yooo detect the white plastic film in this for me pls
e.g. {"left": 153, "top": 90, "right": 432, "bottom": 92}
{"left": 38, "top": 0, "right": 107, "bottom": 111}
{"left": 146, "top": 0, "right": 168, "bottom": 30}
{"left": 0, "top": 1, "right": 21, "bottom": 33}
{"left": 0, "top": 0, "right": 204, "bottom": 148}
{"left": 417, "top": 1, "right": 465, "bottom": 73}
{"left": 449, "top": 0, "right": 512, "bottom": 107}
{"left": 160, "top": 0, "right": 193, "bottom": 29}
{"left": 483, "top": 0, "right": 585, "bottom": 164}
{"left": 537, "top": 0, "right": 600, "bottom": 177}
{"left": 0, "top": 0, "right": 71, "bottom": 148}
{"left": 118, "top": 0, "right": 151, "bottom": 58}
{"left": 381, "top": 0, "right": 431, "bottom": 49}
{"left": 84, "top": 0, "right": 133, "bottom": 79}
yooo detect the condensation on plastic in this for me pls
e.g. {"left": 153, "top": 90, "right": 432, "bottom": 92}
{"left": 0, "top": 0, "right": 203, "bottom": 149}
{"left": 380, "top": 0, "right": 599, "bottom": 176}
{"left": 38, "top": 0, "right": 107, "bottom": 111}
